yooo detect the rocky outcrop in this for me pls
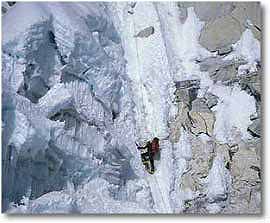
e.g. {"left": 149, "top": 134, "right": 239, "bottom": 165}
{"left": 170, "top": 79, "right": 200, "bottom": 142}
{"left": 178, "top": 2, "right": 261, "bottom": 52}
{"left": 171, "top": 13, "right": 261, "bottom": 211}
{"left": 231, "top": 2, "right": 261, "bottom": 40}
{"left": 200, "top": 15, "right": 243, "bottom": 52}
{"left": 177, "top": 2, "right": 235, "bottom": 23}
{"left": 224, "top": 140, "right": 261, "bottom": 214}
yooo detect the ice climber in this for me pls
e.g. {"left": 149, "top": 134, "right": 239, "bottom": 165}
{"left": 136, "top": 137, "right": 160, "bottom": 174}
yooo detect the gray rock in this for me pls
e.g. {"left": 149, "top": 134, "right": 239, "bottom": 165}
{"left": 227, "top": 140, "right": 261, "bottom": 214}
{"left": 177, "top": 2, "right": 235, "bottom": 22}
{"left": 178, "top": 2, "right": 261, "bottom": 46}
{"left": 250, "top": 113, "right": 259, "bottom": 121}
{"left": 199, "top": 15, "right": 243, "bottom": 52}
{"left": 256, "top": 103, "right": 262, "bottom": 119}
{"left": 241, "top": 82, "right": 261, "bottom": 102}
{"left": 248, "top": 119, "right": 261, "bottom": 138}
{"left": 204, "top": 92, "right": 219, "bottom": 109}
{"left": 175, "top": 79, "right": 200, "bottom": 89}
{"left": 198, "top": 57, "right": 248, "bottom": 85}
{"left": 198, "top": 57, "right": 224, "bottom": 73}
{"left": 239, "top": 72, "right": 261, "bottom": 101}
{"left": 174, "top": 79, "right": 200, "bottom": 104}
{"left": 170, "top": 102, "right": 190, "bottom": 142}
{"left": 198, "top": 56, "right": 246, "bottom": 76}
{"left": 188, "top": 87, "right": 200, "bottom": 104}
{"left": 210, "top": 63, "right": 238, "bottom": 84}
{"left": 189, "top": 111, "right": 215, "bottom": 136}
{"left": 231, "top": 2, "right": 261, "bottom": 40}
{"left": 174, "top": 89, "right": 189, "bottom": 103}
{"left": 194, "top": 2, "right": 235, "bottom": 22}
{"left": 191, "top": 98, "right": 211, "bottom": 113}
{"left": 174, "top": 88, "right": 199, "bottom": 105}
{"left": 218, "top": 46, "right": 233, "bottom": 56}
{"left": 134, "top": 26, "right": 154, "bottom": 38}
{"left": 228, "top": 144, "right": 239, "bottom": 154}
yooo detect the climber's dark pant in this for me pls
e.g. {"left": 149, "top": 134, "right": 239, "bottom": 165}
{"left": 149, "top": 154, "right": 154, "bottom": 171}
{"left": 153, "top": 151, "right": 160, "bottom": 161}
{"left": 141, "top": 152, "right": 154, "bottom": 173}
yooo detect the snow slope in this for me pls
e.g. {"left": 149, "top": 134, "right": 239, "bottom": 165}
{"left": 112, "top": 2, "right": 176, "bottom": 213}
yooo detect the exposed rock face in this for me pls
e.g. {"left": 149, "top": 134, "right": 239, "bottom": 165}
{"left": 199, "top": 15, "right": 243, "bottom": 52}
{"left": 189, "top": 111, "right": 215, "bottom": 136}
{"left": 178, "top": 2, "right": 261, "bottom": 51}
{"left": 170, "top": 79, "right": 200, "bottom": 142}
{"left": 247, "top": 119, "right": 261, "bottom": 138}
{"left": 231, "top": 2, "right": 261, "bottom": 40}
{"left": 189, "top": 97, "right": 215, "bottom": 137}
{"left": 177, "top": 2, "right": 235, "bottom": 23}
{"left": 224, "top": 140, "right": 261, "bottom": 214}
{"left": 134, "top": 26, "right": 155, "bottom": 38}
{"left": 204, "top": 92, "right": 218, "bottom": 109}
{"left": 171, "top": 2, "right": 261, "bottom": 214}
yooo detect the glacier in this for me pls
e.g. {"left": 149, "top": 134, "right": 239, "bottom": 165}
{"left": 2, "top": 2, "right": 261, "bottom": 214}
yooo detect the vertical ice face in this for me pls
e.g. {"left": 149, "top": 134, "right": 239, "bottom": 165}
{"left": 2, "top": 2, "right": 142, "bottom": 213}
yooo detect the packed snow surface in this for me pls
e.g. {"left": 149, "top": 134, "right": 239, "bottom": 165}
{"left": 206, "top": 154, "right": 231, "bottom": 213}
{"left": 210, "top": 84, "right": 256, "bottom": 143}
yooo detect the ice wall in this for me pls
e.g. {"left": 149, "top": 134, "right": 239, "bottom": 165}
{"left": 2, "top": 2, "right": 144, "bottom": 213}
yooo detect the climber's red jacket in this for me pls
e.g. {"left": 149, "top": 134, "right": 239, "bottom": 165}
{"left": 151, "top": 137, "right": 159, "bottom": 155}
